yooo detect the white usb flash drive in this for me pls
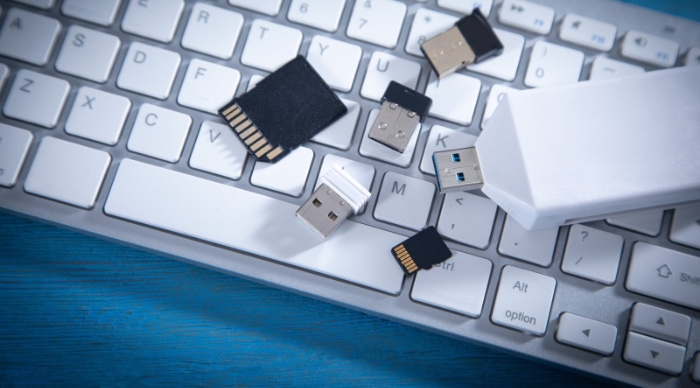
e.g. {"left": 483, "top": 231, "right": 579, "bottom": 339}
{"left": 434, "top": 66, "right": 700, "bottom": 230}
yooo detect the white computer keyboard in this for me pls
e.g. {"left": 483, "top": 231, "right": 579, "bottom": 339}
{"left": 0, "top": 0, "right": 699, "bottom": 385}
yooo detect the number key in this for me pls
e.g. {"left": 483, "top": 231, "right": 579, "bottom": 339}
{"left": 288, "top": 0, "right": 346, "bottom": 32}
{"left": 346, "top": 0, "right": 406, "bottom": 48}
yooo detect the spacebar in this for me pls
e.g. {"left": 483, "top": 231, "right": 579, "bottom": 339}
{"left": 104, "top": 159, "right": 405, "bottom": 294}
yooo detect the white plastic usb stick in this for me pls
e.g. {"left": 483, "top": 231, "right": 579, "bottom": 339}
{"left": 434, "top": 66, "right": 700, "bottom": 230}
{"left": 296, "top": 165, "right": 371, "bottom": 239}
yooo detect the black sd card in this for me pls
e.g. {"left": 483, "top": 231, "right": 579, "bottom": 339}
{"left": 391, "top": 226, "right": 452, "bottom": 274}
{"left": 218, "top": 56, "right": 347, "bottom": 163}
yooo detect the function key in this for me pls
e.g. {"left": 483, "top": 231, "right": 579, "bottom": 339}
{"left": 685, "top": 47, "right": 700, "bottom": 66}
{"left": 437, "top": 0, "right": 494, "bottom": 17}
{"left": 498, "top": 0, "right": 554, "bottom": 35}
{"left": 621, "top": 30, "right": 679, "bottom": 68}
{"left": 559, "top": 13, "right": 616, "bottom": 52}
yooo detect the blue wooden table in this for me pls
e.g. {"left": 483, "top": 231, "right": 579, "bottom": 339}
{"left": 2, "top": 1, "right": 698, "bottom": 386}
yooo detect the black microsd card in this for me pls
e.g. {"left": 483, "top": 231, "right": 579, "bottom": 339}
{"left": 391, "top": 226, "right": 452, "bottom": 275}
{"left": 218, "top": 56, "right": 347, "bottom": 163}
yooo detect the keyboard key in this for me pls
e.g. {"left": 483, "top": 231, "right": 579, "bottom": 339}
{"left": 524, "top": 41, "right": 584, "bottom": 88}
{"left": 65, "top": 86, "right": 131, "bottom": 145}
{"left": 467, "top": 28, "right": 524, "bottom": 81}
{"left": 306, "top": 35, "right": 362, "bottom": 93}
{"left": 588, "top": 56, "right": 644, "bottom": 81}
{"left": 311, "top": 99, "right": 360, "bottom": 150}
{"left": 55, "top": 25, "right": 121, "bottom": 83}
{"left": 360, "top": 51, "right": 421, "bottom": 101}
{"left": 685, "top": 47, "right": 700, "bottom": 66}
{"left": 629, "top": 303, "right": 691, "bottom": 346}
{"left": 228, "top": 0, "right": 282, "bottom": 16}
{"left": 621, "top": 30, "right": 679, "bottom": 68}
{"left": 3, "top": 69, "right": 69, "bottom": 128}
{"left": 359, "top": 109, "right": 420, "bottom": 168}
{"left": 250, "top": 146, "right": 314, "bottom": 197}
{"left": 411, "top": 251, "right": 493, "bottom": 317}
{"left": 181, "top": 3, "right": 244, "bottom": 60}
{"left": 559, "top": 14, "right": 616, "bottom": 52}
{"left": 419, "top": 125, "right": 477, "bottom": 175}
{"left": 499, "top": 216, "right": 559, "bottom": 267}
{"left": 437, "top": 0, "right": 493, "bottom": 17}
{"left": 694, "top": 354, "right": 700, "bottom": 383}
{"left": 374, "top": 172, "right": 435, "bottom": 230}
{"left": 437, "top": 192, "right": 497, "bottom": 249}
{"left": 287, "top": 0, "right": 346, "bottom": 32}
{"left": 555, "top": 313, "right": 617, "bottom": 356}
{"left": 405, "top": 9, "right": 456, "bottom": 57}
{"left": 189, "top": 120, "right": 248, "bottom": 180}
{"left": 0, "top": 8, "right": 61, "bottom": 65}
{"left": 13, "top": 0, "right": 55, "bottom": 9}
{"left": 0, "top": 63, "right": 8, "bottom": 91}
{"left": 240, "top": 19, "right": 302, "bottom": 72}
{"left": 606, "top": 208, "right": 663, "bottom": 236}
{"left": 346, "top": 0, "right": 406, "bottom": 48}
{"left": 0, "top": 124, "right": 33, "bottom": 188}
{"left": 491, "top": 265, "right": 556, "bottom": 336}
{"left": 670, "top": 203, "right": 700, "bottom": 249}
{"left": 623, "top": 332, "right": 685, "bottom": 375}
{"left": 498, "top": 0, "right": 554, "bottom": 35}
{"left": 121, "top": 0, "right": 184, "bottom": 43}
{"left": 315, "top": 154, "right": 374, "bottom": 197}
{"left": 561, "top": 225, "right": 623, "bottom": 285}
{"left": 481, "top": 84, "right": 519, "bottom": 129}
{"left": 117, "top": 42, "right": 181, "bottom": 99}
{"left": 424, "top": 71, "right": 481, "bottom": 125}
{"left": 177, "top": 58, "right": 241, "bottom": 114}
{"left": 127, "top": 104, "right": 192, "bottom": 163}
{"left": 61, "top": 0, "right": 121, "bottom": 26}
{"left": 626, "top": 242, "right": 700, "bottom": 311}
{"left": 105, "top": 159, "right": 406, "bottom": 294}
{"left": 24, "top": 137, "right": 110, "bottom": 209}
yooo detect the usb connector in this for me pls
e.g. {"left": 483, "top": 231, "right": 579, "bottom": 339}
{"left": 369, "top": 81, "right": 432, "bottom": 153}
{"left": 296, "top": 165, "right": 371, "bottom": 239}
{"left": 421, "top": 8, "right": 503, "bottom": 78}
{"left": 433, "top": 147, "right": 484, "bottom": 193}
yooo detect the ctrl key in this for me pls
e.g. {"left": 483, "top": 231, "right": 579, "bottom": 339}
{"left": 491, "top": 265, "right": 556, "bottom": 336}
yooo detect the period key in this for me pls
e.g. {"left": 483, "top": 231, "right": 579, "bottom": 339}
{"left": 491, "top": 265, "right": 556, "bottom": 336}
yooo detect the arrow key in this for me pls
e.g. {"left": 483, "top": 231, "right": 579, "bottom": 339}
{"left": 624, "top": 332, "right": 685, "bottom": 375}
{"left": 555, "top": 312, "right": 617, "bottom": 356}
{"left": 629, "top": 303, "right": 691, "bottom": 345}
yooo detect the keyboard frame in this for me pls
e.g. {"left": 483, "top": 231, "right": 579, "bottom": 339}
{"left": 1, "top": 0, "right": 699, "bottom": 386}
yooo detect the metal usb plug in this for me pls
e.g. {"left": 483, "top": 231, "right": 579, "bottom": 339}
{"left": 432, "top": 147, "right": 484, "bottom": 193}
{"left": 420, "top": 8, "right": 503, "bottom": 78}
{"left": 296, "top": 165, "right": 370, "bottom": 239}
{"left": 369, "top": 81, "right": 432, "bottom": 153}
